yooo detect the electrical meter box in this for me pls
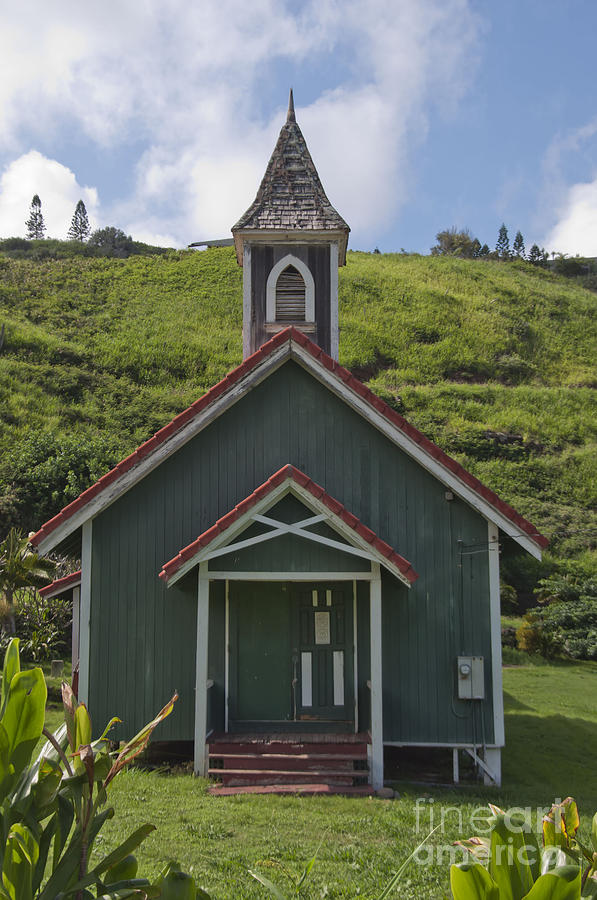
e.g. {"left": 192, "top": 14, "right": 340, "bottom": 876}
{"left": 457, "top": 656, "right": 485, "bottom": 700}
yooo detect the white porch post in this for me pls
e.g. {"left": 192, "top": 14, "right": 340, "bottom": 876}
{"left": 194, "top": 561, "right": 210, "bottom": 776}
{"left": 72, "top": 586, "right": 80, "bottom": 672}
{"left": 370, "top": 562, "right": 384, "bottom": 790}
{"left": 78, "top": 521, "right": 92, "bottom": 705}
{"left": 487, "top": 519, "right": 503, "bottom": 786}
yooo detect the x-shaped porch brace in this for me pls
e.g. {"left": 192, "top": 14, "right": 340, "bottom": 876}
{"left": 202, "top": 512, "right": 378, "bottom": 563}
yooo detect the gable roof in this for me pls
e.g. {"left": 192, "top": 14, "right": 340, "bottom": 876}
{"left": 30, "top": 327, "right": 548, "bottom": 558}
{"left": 159, "top": 464, "right": 418, "bottom": 587}
{"left": 39, "top": 570, "right": 81, "bottom": 599}
{"left": 232, "top": 90, "right": 349, "bottom": 263}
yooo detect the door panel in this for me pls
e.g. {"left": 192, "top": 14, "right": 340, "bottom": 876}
{"left": 229, "top": 582, "right": 292, "bottom": 721}
{"left": 294, "top": 584, "right": 354, "bottom": 723}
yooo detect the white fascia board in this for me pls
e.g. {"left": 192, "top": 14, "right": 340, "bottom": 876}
{"left": 290, "top": 343, "right": 542, "bottom": 559}
{"left": 165, "top": 478, "right": 413, "bottom": 588}
{"left": 35, "top": 344, "right": 292, "bottom": 555}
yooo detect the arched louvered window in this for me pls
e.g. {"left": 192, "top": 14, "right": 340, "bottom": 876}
{"left": 275, "top": 265, "right": 306, "bottom": 321}
{"left": 265, "top": 254, "right": 315, "bottom": 323}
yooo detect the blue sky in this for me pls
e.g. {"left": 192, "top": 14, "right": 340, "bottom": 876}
{"left": 1, "top": 0, "right": 596, "bottom": 255}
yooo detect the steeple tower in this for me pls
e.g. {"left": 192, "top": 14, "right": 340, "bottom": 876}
{"left": 232, "top": 91, "right": 350, "bottom": 360}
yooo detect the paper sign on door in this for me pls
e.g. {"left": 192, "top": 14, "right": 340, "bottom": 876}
{"left": 314, "top": 611, "right": 331, "bottom": 644}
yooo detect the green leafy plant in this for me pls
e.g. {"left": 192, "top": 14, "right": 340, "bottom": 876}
{"left": 0, "top": 589, "right": 71, "bottom": 662}
{"left": 0, "top": 637, "right": 207, "bottom": 898}
{"left": 0, "top": 529, "right": 55, "bottom": 633}
{"left": 517, "top": 602, "right": 597, "bottom": 660}
{"left": 451, "top": 797, "right": 597, "bottom": 898}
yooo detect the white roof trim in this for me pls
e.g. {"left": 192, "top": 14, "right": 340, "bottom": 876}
{"left": 35, "top": 336, "right": 541, "bottom": 559}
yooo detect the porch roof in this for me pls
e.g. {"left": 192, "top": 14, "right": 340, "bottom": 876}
{"left": 159, "top": 464, "right": 418, "bottom": 587}
{"left": 39, "top": 570, "right": 81, "bottom": 599}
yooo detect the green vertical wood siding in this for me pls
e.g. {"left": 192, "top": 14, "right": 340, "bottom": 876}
{"left": 89, "top": 359, "right": 495, "bottom": 745}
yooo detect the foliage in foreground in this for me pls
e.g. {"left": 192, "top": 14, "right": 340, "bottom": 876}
{"left": 0, "top": 637, "right": 204, "bottom": 898}
{"left": 452, "top": 797, "right": 597, "bottom": 898}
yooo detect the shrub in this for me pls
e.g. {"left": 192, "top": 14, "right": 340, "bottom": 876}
{"left": 501, "top": 625, "right": 518, "bottom": 648}
{"left": 517, "top": 600, "right": 597, "bottom": 660}
{"left": 7, "top": 588, "right": 72, "bottom": 661}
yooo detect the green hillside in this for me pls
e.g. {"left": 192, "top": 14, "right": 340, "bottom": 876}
{"left": 0, "top": 247, "right": 595, "bottom": 599}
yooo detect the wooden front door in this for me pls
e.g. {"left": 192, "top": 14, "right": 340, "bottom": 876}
{"left": 228, "top": 581, "right": 355, "bottom": 730}
{"left": 293, "top": 583, "right": 354, "bottom": 724}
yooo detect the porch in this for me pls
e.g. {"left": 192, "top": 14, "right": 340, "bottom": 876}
{"left": 159, "top": 465, "right": 417, "bottom": 791}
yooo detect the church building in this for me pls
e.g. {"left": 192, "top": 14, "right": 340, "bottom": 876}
{"left": 33, "top": 91, "right": 547, "bottom": 792}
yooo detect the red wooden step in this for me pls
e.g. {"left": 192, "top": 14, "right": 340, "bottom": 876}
{"left": 208, "top": 741, "right": 368, "bottom": 758}
{"left": 211, "top": 754, "right": 365, "bottom": 772}
{"left": 208, "top": 783, "right": 375, "bottom": 797}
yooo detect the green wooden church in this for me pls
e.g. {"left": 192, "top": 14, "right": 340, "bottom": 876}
{"left": 34, "top": 91, "right": 547, "bottom": 792}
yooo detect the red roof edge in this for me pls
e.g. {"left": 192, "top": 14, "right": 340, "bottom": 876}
{"left": 31, "top": 325, "right": 547, "bottom": 552}
{"left": 159, "top": 464, "right": 418, "bottom": 585}
{"left": 39, "top": 570, "right": 82, "bottom": 598}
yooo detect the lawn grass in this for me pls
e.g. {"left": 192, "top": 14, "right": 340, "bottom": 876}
{"left": 55, "top": 659, "right": 594, "bottom": 900}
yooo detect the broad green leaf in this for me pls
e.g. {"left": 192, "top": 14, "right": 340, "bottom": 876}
{"left": 31, "top": 757, "right": 62, "bottom": 811}
{"left": 489, "top": 812, "right": 540, "bottom": 900}
{"left": 104, "top": 853, "right": 138, "bottom": 885}
{"left": 523, "top": 865, "right": 581, "bottom": 899}
{"left": 582, "top": 873, "right": 597, "bottom": 899}
{"left": 249, "top": 869, "right": 289, "bottom": 900}
{"left": 155, "top": 869, "right": 198, "bottom": 900}
{"left": 97, "top": 717, "right": 122, "bottom": 742}
{"left": 3, "top": 823, "right": 38, "bottom": 900}
{"left": 93, "top": 824, "right": 156, "bottom": 877}
{"left": 1, "top": 669, "right": 46, "bottom": 781}
{"left": 0, "top": 723, "right": 14, "bottom": 803}
{"left": 592, "top": 813, "right": 597, "bottom": 853}
{"left": 52, "top": 793, "right": 75, "bottom": 870}
{"left": 1, "top": 639, "right": 20, "bottom": 717}
{"left": 450, "top": 862, "right": 500, "bottom": 899}
{"left": 104, "top": 694, "right": 177, "bottom": 786}
{"left": 32, "top": 815, "right": 57, "bottom": 895}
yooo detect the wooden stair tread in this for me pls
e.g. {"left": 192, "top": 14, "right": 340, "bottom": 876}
{"left": 209, "top": 752, "right": 367, "bottom": 761}
{"left": 208, "top": 783, "right": 374, "bottom": 797}
{"left": 208, "top": 767, "right": 366, "bottom": 777}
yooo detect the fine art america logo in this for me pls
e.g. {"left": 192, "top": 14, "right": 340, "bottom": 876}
{"left": 412, "top": 797, "right": 567, "bottom": 867}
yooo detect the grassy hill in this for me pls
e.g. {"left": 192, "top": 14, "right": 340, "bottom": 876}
{"left": 0, "top": 247, "right": 595, "bottom": 599}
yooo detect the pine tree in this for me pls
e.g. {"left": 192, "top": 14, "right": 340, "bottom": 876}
{"left": 513, "top": 230, "right": 526, "bottom": 259}
{"left": 528, "top": 244, "right": 542, "bottom": 264}
{"left": 496, "top": 223, "right": 510, "bottom": 259}
{"left": 67, "top": 199, "right": 91, "bottom": 241}
{"left": 25, "top": 195, "right": 46, "bottom": 239}
{"left": 471, "top": 238, "right": 481, "bottom": 258}
{"left": 479, "top": 243, "right": 490, "bottom": 257}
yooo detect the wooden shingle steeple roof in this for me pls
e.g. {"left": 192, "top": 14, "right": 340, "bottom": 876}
{"left": 232, "top": 90, "right": 350, "bottom": 263}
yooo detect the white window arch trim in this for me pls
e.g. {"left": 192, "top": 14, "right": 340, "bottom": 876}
{"left": 266, "top": 254, "right": 315, "bottom": 323}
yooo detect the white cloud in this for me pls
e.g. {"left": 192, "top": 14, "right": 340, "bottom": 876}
{"left": 0, "top": 0, "right": 480, "bottom": 246}
{"left": 543, "top": 178, "right": 597, "bottom": 256}
{"left": 0, "top": 151, "right": 99, "bottom": 239}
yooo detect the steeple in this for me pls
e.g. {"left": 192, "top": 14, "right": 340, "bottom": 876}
{"left": 232, "top": 93, "right": 349, "bottom": 361}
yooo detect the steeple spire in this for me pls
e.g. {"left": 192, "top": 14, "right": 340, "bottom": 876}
{"left": 287, "top": 88, "right": 295, "bottom": 123}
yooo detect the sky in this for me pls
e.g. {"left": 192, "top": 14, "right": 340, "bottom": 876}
{"left": 1, "top": 0, "right": 596, "bottom": 256}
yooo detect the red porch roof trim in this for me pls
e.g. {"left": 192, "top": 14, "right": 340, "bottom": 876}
{"left": 159, "top": 464, "right": 418, "bottom": 585}
{"left": 31, "top": 326, "right": 547, "bottom": 552}
{"left": 39, "top": 570, "right": 81, "bottom": 598}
